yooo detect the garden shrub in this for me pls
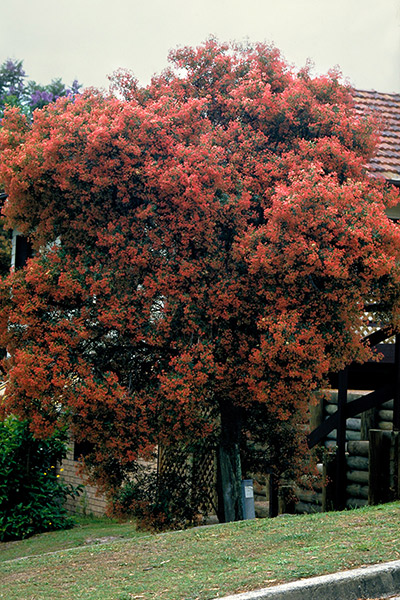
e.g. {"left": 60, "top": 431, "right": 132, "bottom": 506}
{"left": 110, "top": 464, "right": 202, "bottom": 532}
{"left": 0, "top": 416, "right": 81, "bottom": 541}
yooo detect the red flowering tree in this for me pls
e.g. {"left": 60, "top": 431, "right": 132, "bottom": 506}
{"left": 0, "top": 59, "right": 81, "bottom": 277}
{"left": 1, "top": 39, "right": 400, "bottom": 522}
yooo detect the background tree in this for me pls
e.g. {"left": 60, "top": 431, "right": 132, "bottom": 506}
{"left": 0, "top": 57, "right": 81, "bottom": 118}
{"left": 0, "top": 59, "right": 26, "bottom": 115}
{"left": 0, "top": 40, "right": 399, "bottom": 523}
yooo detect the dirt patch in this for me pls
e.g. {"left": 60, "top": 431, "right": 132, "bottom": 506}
{"left": 84, "top": 536, "right": 124, "bottom": 545}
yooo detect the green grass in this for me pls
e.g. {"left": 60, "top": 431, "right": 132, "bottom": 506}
{"left": 0, "top": 516, "right": 145, "bottom": 562}
{"left": 1, "top": 503, "right": 400, "bottom": 600}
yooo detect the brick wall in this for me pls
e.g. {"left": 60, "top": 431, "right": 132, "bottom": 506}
{"left": 60, "top": 439, "right": 107, "bottom": 517}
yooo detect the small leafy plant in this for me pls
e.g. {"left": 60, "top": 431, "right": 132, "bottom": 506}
{"left": 0, "top": 416, "right": 80, "bottom": 541}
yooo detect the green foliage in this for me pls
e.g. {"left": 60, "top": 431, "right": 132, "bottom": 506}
{"left": 0, "top": 416, "right": 80, "bottom": 541}
{"left": 0, "top": 59, "right": 25, "bottom": 115}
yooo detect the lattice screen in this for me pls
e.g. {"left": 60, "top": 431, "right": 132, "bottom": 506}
{"left": 158, "top": 443, "right": 217, "bottom": 515}
{"left": 358, "top": 310, "right": 395, "bottom": 343}
{"left": 192, "top": 447, "right": 217, "bottom": 514}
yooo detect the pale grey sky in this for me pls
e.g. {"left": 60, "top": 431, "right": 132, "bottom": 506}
{"left": 1, "top": 0, "right": 399, "bottom": 93}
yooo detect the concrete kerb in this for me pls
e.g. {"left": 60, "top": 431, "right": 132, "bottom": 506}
{"left": 213, "top": 559, "right": 400, "bottom": 600}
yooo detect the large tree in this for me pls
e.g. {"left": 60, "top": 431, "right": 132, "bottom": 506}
{"left": 0, "top": 40, "right": 399, "bottom": 522}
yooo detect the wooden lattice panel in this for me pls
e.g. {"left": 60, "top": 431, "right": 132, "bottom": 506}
{"left": 158, "top": 443, "right": 217, "bottom": 516}
{"left": 192, "top": 447, "right": 217, "bottom": 514}
{"left": 158, "top": 445, "right": 191, "bottom": 482}
{"left": 357, "top": 311, "right": 395, "bottom": 343}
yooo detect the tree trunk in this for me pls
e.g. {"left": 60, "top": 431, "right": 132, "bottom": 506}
{"left": 216, "top": 399, "right": 243, "bottom": 523}
{"left": 269, "top": 472, "right": 279, "bottom": 518}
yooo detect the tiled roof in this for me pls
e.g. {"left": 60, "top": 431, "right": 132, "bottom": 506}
{"left": 353, "top": 89, "right": 400, "bottom": 183}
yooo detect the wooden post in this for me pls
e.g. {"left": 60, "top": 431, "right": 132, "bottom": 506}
{"left": 369, "top": 429, "right": 392, "bottom": 505}
{"left": 310, "top": 394, "right": 325, "bottom": 431}
{"left": 394, "top": 334, "right": 400, "bottom": 431}
{"left": 396, "top": 433, "right": 400, "bottom": 499}
{"left": 335, "top": 367, "right": 348, "bottom": 510}
{"left": 390, "top": 431, "right": 400, "bottom": 500}
{"left": 360, "top": 408, "right": 377, "bottom": 441}
{"left": 278, "top": 484, "right": 296, "bottom": 515}
{"left": 322, "top": 452, "right": 336, "bottom": 512}
{"left": 216, "top": 400, "right": 243, "bottom": 523}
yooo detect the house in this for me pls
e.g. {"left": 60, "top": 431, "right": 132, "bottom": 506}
{"left": 299, "top": 90, "right": 400, "bottom": 514}
{"left": 353, "top": 89, "right": 400, "bottom": 204}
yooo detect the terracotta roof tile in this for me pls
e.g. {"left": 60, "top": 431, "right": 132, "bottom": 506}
{"left": 353, "top": 89, "right": 400, "bottom": 183}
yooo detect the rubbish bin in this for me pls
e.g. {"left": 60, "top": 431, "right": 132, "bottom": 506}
{"left": 241, "top": 479, "right": 256, "bottom": 520}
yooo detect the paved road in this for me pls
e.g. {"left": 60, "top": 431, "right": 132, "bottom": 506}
{"left": 216, "top": 560, "right": 400, "bottom": 600}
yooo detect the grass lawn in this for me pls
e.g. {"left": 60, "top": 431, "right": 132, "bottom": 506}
{"left": 1, "top": 502, "right": 400, "bottom": 600}
{"left": 0, "top": 516, "right": 146, "bottom": 562}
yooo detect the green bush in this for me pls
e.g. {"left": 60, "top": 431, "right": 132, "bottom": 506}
{"left": 0, "top": 416, "right": 81, "bottom": 541}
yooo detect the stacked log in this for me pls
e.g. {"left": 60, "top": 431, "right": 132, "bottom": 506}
{"left": 293, "top": 394, "right": 396, "bottom": 515}
{"left": 378, "top": 399, "right": 394, "bottom": 431}
{"left": 294, "top": 463, "right": 323, "bottom": 514}
{"left": 346, "top": 440, "right": 369, "bottom": 508}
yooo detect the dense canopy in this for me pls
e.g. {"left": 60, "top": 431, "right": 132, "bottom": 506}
{"left": 1, "top": 40, "right": 399, "bottom": 520}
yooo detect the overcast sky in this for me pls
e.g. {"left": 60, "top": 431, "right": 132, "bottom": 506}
{"left": 1, "top": 0, "right": 399, "bottom": 94}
